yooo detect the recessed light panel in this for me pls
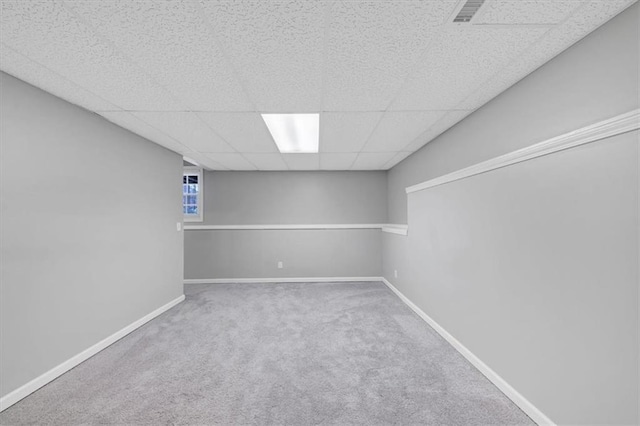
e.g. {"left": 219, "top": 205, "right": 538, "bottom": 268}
{"left": 261, "top": 113, "right": 319, "bottom": 153}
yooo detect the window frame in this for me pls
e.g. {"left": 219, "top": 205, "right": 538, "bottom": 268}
{"left": 183, "top": 167, "right": 203, "bottom": 223}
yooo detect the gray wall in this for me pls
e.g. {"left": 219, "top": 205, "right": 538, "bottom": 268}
{"left": 0, "top": 73, "right": 184, "bottom": 398}
{"left": 384, "top": 5, "right": 639, "bottom": 425}
{"left": 388, "top": 2, "right": 639, "bottom": 224}
{"left": 202, "top": 171, "right": 387, "bottom": 225}
{"left": 184, "top": 171, "right": 387, "bottom": 279}
{"left": 186, "top": 229, "right": 381, "bottom": 279}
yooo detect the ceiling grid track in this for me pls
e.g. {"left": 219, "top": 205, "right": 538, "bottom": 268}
{"left": 189, "top": 0, "right": 276, "bottom": 170}
{"left": 352, "top": 0, "right": 458, "bottom": 169}
{"left": 1, "top": 0, "right": 634, "bottom": 171}
{"left": 60, "top": 0, "right": 236, "bottom": 168}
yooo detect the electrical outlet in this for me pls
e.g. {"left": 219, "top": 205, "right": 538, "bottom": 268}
{"left": 394, "top": 270, "right": 398, "bottom": 278}
{"left": 277, "top": 261, "right": 283, "bottom": 269}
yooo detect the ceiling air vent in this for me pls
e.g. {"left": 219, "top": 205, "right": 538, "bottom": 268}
{"left": 453, "top": 0, "right": 485, "bottom": 23}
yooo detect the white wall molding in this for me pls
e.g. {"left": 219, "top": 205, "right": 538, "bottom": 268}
{"left": 381, "top": 278, "right": 554, "bottom": 426}
{"left": 406, "top": 109, "right": 640, "bottom": 194}
{"left": 381, "top": 224, "right": 409, "bottom": 236}
{"left": 185, "top": 223, "right": 408, "bottom": 233}
{"left": 0, "top": 295, "right": 185, "bottom": 412}
{"left": 185, "top": 277, "right": 383, "bottom": 284}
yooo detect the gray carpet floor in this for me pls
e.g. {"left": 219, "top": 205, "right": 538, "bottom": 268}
{"left": 0, "top": 282, "right": 534, "bottom": 425}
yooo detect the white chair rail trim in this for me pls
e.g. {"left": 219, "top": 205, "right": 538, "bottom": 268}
{"left": 406, "top": 109, "right": 640, "bottom": 194}
{"left": 185, "top": 223, "right": 408, "bottom": 235}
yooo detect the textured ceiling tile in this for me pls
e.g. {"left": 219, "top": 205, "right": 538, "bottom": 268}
{"left": 204, "top": 153, "right": 257, "bottom": 171}
{"left": 458, "top": 0, "right": 637, "bottom": 109}
{"left": 362, "top": 111, "right": 448, "bottom": 152}
{"left": 320, "top": 112, "right": 383, "bottom": 152}
{"left": 198, "top": 0, "right": 324, "bottom": 112}
{"left": 197, "top": 113, "right": 277, "bottom": 153}
{"left": 384, "top": 151, "right": 413, "bottom": 169}
{"left": 131, "top": 112, "right": 234, "bottom": 153}
{"left": 1, "top": 0, "right": 632, "bottom": 172}
{"left": 351, "top": 152, "right": 397, "bottom": 170}
{"left": 183, "top": 152, "right": 228, "bottom": 171}
{"left": 403, "top": 110, "right": 473, "bottom": 151}
{"left": 0, "top": 0, "right": 183, "bottom": 111}
{"left": 66, "top": 0, "right": 253, "bottom": 112}
{"left": 0, "top": 44, "right": 117, "bottom": 111}
{"left": 474, "top": 0, "right": 583, "bottom": 25}
{"left": 390, "top": 25, "right": 549, "bottom": 111}
{"left": 323, "top": 1, "right": 458, "bottom": 111}
{"left": 320, "top": 153, "right": 358, "bottom": 170}
{"left": 98, "top": 111, "right": 190, "bottom": 154}
{"left": 242, "top": 153, "right": 289, "bottom": 170}
{"left": 282, "top": 154, "right": 320, "bottom": 170}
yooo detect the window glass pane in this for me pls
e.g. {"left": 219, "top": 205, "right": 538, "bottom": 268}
{"left": 183, "top": 171, "right": 201, "bottom": 218}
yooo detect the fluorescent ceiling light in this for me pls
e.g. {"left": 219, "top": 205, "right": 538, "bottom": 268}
{"left": 262, "top": 113, "right": 319, "bottom": 153}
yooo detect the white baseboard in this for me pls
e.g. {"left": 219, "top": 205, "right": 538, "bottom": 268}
{"left": 0, "top": 294, "right": 186, "bottom": 412}
{"left": 381, "top": 278, "right": 554, "bottom": 426}
{"left": 184, "top": 277, "right": 383, "bottom": 284}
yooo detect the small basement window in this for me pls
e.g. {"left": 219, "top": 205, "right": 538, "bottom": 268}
{"left": 183, "top": 167, "right": 203, "bottom": 222}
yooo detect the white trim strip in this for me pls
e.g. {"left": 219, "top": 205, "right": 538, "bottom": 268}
{"left": 0, "top": 295, "right": 186, "bottom": 412}
{"left": 406, "top": 109, "right": 640, "bottom": 194}
{"left": 185, "top": 223, "right": 406, "bottom": 232}
{"left": 184, "top": 277, "right": 383, "bottom": 284}
{"left": 381, "top": 278, "right": 554, "bottom": 425}
{"left": 381, "top": 224, "right": 409, "bottom": 235}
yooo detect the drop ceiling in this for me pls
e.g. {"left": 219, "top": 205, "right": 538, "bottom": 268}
{"left": 0, "top": 0, "right": 635, "bottom": 170}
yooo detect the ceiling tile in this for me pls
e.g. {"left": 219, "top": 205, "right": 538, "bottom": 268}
{"left": 320, "top": 153, "right": 358, "bottom": 170}
{"left": 390, "top": 25, "right": 549, "bottom": 111}
{"left": 320, "top": 112, "right": 383, "bottom": 153}
{"left": 66, "top": 0, "right": 253, "bottom": 112}
{"left": 282, "top": 154, "right": 320, "bottom": 170}
{"left": 383, "top": 151, "right": 413, "bottom": 169}
{"left": 0, "top": 0, "right": 183, "bottom": 111}
{"left": 351, "top": 152, "right": 397, "bottom": 170}
{"left": 184, "top": 152, "right": 228, "bottom": 170}
{"left": 131, "top": 112, "right": 234, "bottom": 153}
{"left": 323, "top": 1, "right": 457, "bottom": 111}
{"left": 98, "top": 111, "right": 190, "bottom": 154}
{"left": 474, "top": 0, "right": 583, "bottom": 26}
{"left": 197, "top": 0, "right": 324, "bottom": 112}
{"left": 204, "top": 153, "right": 257, "bottom": 170}
{"left": 403, "top": 110, "right": 473, "bottom": 151}
{"left": 1, "top": 0, "right": 633, "bottom": 172}
{"left": 458, "top": 0, "right": 637, "bottom": 110}
{"left": 0, "top": 44, "right": 117, "bottom": 111}
{"left": 242, "top": 153, "right": 288, "bottom": 170}
{"left": 362, "top": 111, "right": 448, "bottom": 152}
{"left": 197, "top": 113, "right": 277, "bottom": 153}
